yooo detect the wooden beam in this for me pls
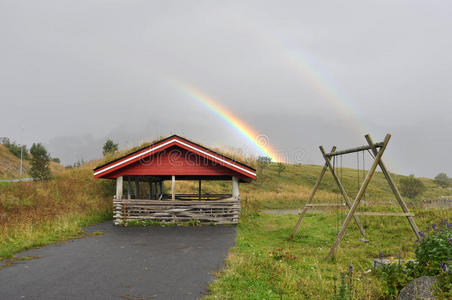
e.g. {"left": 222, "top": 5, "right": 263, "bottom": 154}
{"left": 325, "top": 142, "right": 384, "bottom": 157}
{"left": 116, "top": 176, "right": 123, "bottom": 199}
{"left": 198, "top": 179, "right": 201, "bottom": 201}
{"left": 320, "top": 146, "right": 367, "bottom": 237}
{"left": 159, "top": 181, "right": 163, "bottom": 198}
{"left": 328, "top": 134, "right": 391, "bottom": 259}
{"left": 171, "top": 175, "right": 175, "bottom": 201}
{"left": 135, "top": 176, "right": 140, "bottom": 199}
{"left": 306, "top": 203, "right": 346, "bottom": 207}
{"left": 365, "top": 134, "right": 421, "bottom": 240}
{"left": 354, "top": 212, "right": 415, "bottom": 217}
{"left": 290, "top": 146, "right": 336, "bottom": 240}
{"left": 148, "top": 180, "right": 152, "bottom": 200}
{"left": 127, "top": 176, "right": 131, "bottom": 200}
{"left": 232, "top": 176, "right": 239, "bottom": 199}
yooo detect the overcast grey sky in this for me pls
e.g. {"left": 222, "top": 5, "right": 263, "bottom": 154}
{"left": 1, "top": 0, "right": 451, "bottom": 177}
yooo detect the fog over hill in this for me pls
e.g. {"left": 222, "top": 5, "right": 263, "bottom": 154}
{"left": 1, "top": 1, "right": 451, "bottom": 177}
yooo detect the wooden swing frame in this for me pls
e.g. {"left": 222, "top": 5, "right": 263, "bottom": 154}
{"left": 289, "top": 134, "right": 421, "bottom": 258}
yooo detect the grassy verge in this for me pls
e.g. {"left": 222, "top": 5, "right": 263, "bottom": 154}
{"left": 0, "top": 167, "right": 114, "bottom": 259}
{"left": 0, "top": 212, "right": 111, "bottom": 258}
{"left": 205, "top": 208, "right": 450, "bottom": 299}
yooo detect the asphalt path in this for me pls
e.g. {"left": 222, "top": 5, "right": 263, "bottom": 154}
{"left": 0, "top": 222, "right": 236, "bottom": 300}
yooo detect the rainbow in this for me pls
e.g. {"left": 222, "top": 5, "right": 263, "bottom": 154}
{"left": 178, "top": 83, "right": 284, "bottom": 162}
{"left": 283, "top": 48, "right": 366, "bottom": 134}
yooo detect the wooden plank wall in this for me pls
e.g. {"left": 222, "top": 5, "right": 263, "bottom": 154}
{"left": 113, "top": 197, "right": 240, "bottom": 225}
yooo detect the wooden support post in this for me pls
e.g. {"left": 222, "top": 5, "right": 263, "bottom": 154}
{"left": 148, "top": 180, "right": 152, "bottom": 200}
{"left": 232, "top": 176, "right": 239, "bottom": 199}
{"left": 127, "top": 176, "right": 131, "bottom": 199}
{"left": 365, "top": 134, "right": 421, "bottom": 240}
{"left": 198, "top": 179, "right": 202, "bottom": 201}
{"left": 171, "top": 175, "right": 175, "bottom": 201}
{"left": 327, "top": 134, "right": 391, "bottom": 259}
{"left": 116, "top": 176, "right": 123, "bottom": 199}
{"left": 320, "top": 146, "right": 367, "bottom": 237}
{"left": 159, "top": 181, "right": 163, "bottom": 198}
{"left": 290, "top": 146, "right": 336, "bottom": 240}
{"left": 135, "top": 177, "right": 140, "bottom": 199}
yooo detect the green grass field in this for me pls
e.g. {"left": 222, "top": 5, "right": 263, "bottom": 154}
{"left": 206, "top": 208, "right": 450, "bottom": 299}
{"left": 175, "top": 162, "right": 452, "bottom": 210}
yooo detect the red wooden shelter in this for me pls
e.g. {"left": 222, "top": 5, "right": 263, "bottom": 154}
{"left": 94, "top": 135, "right": 256, "bottom": 225}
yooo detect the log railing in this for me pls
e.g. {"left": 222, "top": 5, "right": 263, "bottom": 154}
{"left": 113, "top": 197, "right": 240, "bottom": 225}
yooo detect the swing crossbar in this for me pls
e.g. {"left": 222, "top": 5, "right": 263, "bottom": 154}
{"left": 354, "top": 212, "right": 415, "bottom": 217}
{"left": 325, "top": 142, "right": 384, "bottom": 157}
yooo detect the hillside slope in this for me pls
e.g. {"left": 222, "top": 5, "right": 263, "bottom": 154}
{"left": 173, "top": 162, "right": 452, "bottom": 209}
{"left": 0, "top": 144, "right": 30, "bottom": 178}
{"left": 0, "top": 144, "right": 64, "bottom": 179}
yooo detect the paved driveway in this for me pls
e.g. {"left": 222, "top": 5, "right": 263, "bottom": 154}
{"left": 0, "top": 223, "right": 236, "bottom": 300}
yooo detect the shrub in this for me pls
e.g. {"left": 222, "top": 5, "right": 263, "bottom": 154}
{"left": 399, "top": 175, "right": 426, "bottom": 198}
{"left": 277, "top": 162, "right": 286, "bottom": 176}
{"left": 30, "top": 143, "right": 51, "bottom": 181}
{"left": 416, "top": 222, "right": 452, "bottom": 276}
{"left": 257, "top": 156, "right": 271, "bottom": 175}
{"left": 51, "top": 157, "right": 61, "bottom": 164}
{"left": 103, "top": 139, "right": 118, "bottom": 156}
{"left": 375, "top": 220, "right": 452, "bottom": 298}
{"left": 434, "top": 173, "right": 450, "bottom": 188}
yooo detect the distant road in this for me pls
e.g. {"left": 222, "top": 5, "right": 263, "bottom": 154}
{"left": 0, "top": 178, "right": 33, "bottom": 183}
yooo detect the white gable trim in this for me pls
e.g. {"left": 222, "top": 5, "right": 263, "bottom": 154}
{"left": 94, "top": 138, "right": 256, "bottom": 177}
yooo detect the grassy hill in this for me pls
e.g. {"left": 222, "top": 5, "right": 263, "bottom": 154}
{"left": 174, "top": 162, "right": 452, "bottom": 209}
{"left": 0, "top": 144, "right": 30, "bottom": 179}
{"left": 0, "top": 144, "right": 64, "bottom": 179}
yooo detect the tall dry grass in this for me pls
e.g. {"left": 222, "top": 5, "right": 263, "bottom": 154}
{"left": 0, "top": 167, "right": 114, "bottom": 258}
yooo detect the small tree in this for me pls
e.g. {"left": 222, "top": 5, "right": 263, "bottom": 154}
{"left": 51, "top": 157, "right": 61, "bottom": 164}
{"left": 399, "top": 175, "right": 426, "bottom": 198}
{"left": 30, "top": 143, "right": 51, "bottom": 181}
{"left": 277, "top": 162, "right": 286, "bottom": 176}
{"left": 103, "top": 139, "right": 118, "bottom": 156}
{"left": 257, "top": 156, "right": 271, "bottom": 175}
{"left": 434, "top": 173, "right": 450, "bottom": 188}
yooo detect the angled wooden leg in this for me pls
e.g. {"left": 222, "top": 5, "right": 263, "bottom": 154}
{"left": 327, "top": 134, "right": 391, "bottom": 259}
{"left": 365, "top": 134, "right": 421, "bottom": 240}
{"left": 320, "top": 147, "right": 366, "bottom": 237}
{"left": 289, "top": 147, "right": 336, "bottom": 240}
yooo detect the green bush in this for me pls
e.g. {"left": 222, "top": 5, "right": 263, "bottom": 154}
{"left": 399, "top": 175, "right": 426, "bottom": 198}
{"left": 375, "top": 220, "right": 452, "bottom": 298}
{"left": 416, "top": 222, "right": 452, "bottom": 276}
{"left": 30, "top": 143, "right": 51, "bottom": 181}
{"left": 103, "top": 139, "right": 118, "bottom": 156}
{"left": 434, "top": 173, "right": 450, "bottom": 188}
